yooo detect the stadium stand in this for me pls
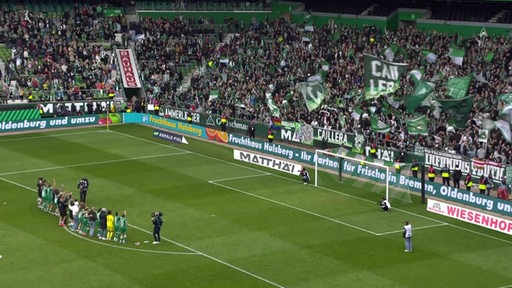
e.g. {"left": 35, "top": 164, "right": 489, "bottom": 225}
{"left": 1, "top": 0, "right": 512, "bottom": 172}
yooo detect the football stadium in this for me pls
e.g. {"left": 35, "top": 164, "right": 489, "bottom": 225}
{"left": 1, "top": 1, "right": 512, "bottom": 287}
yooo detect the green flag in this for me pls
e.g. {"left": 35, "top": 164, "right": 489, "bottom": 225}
{"left": 208, "top": 90, "right": 219, "bottom": 102}
{"left": 265, "top": 95, "right": 281, "bottom": 117}
{"left": 436, "top": 95, "right": 474, "bottom": 129}
{"left": 384, "top": 43, "right": 399, "bottom": 62}
{"left": 446, "top": 75, "right": 472, "bottom": 99}
{"left": 363, "top": 54, "right": 408, "bottom": 99}
{"left": 484, "top": 52, "right": 494, "bottom": 63}
{"left": 405, "top": 81, "right": 435, "bottom": 112}
{"left": 406, "top": 115, "right": 428, "bottom": 135}
{"left": 449, "top": 46, "right": 465, "bottom": 66}
{"left": 370, "top": 115, "right": 390, "bottom": 133}
{"left": 298, "top": 80, "right": 327, "bottom": 112}
{"left": 421, "top": 49, "right": 437, "bottom": 63}
{"left": 498, "top": 93, "right": 512, "bottom": 105}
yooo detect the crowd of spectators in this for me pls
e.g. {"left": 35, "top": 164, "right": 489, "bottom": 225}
{"left": 134, "top": 16, "right": 218, "bottom": 102}
{"left": 0, "top": 5, "right": 123, "bottom": 102}
{"left": 147, "top": 16, "right": 512, "bottom": 165}
{"left": 1, "top": 4, "right": 512, "bottom": 166}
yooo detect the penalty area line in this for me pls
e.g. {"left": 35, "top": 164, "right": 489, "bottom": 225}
{"left": 63, "top": 226, "right": 198, "bottom": 255}
{"left": 208, "top": 173, "right": 271, "bottom": 183}
{"left": 210, "top": 181, "right": 380, "bottom": 236}
{"left": 129, "top": 224, "right": 286, "bottom": 288}
{"left": 376, "top": 223, "right": 449, "bottom": 236}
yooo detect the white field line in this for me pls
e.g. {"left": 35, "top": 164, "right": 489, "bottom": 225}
{"left": 0, "top": 130, "right": 102, "bottom": 142}
{"left": 376, "top": 223, "right": 449, "bottom": 236}
{"left": 111, "top": 130, "right": 512, "bottom": 245}
{"left": 210, "top": 181, "right": 380, "bottom": 236}
{"left": 126, "top": 224, "right": 286, "bottom": 288}
{"left": 0, "top": 152, "right": 190, "bottom": 176}
{"left": 0, "top": 174, "right": 286, "bottom": 288}
{"left": 208, "top": 173, "right": 271, "bottom": 183}
{"left": 63, "top": 226, "right": 198, "bottom": 255}
{"left": 497, "top": 285, "right": 512, "bottom": 288}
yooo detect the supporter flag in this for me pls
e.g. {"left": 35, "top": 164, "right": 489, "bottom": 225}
{"left": 265, "top": 95, "right": 281, "bottom": 117}
{"left": 406, "top": 115, "right": 428, "bottom": 135}
{"left": 408, "top": 69, "right": 423, "bottom": 83}
{"left": 363, "top": 54, "right": 408, "bottom": 99}
{"left": 446, "top": 75, "right": 472, "bottom": 99}
{"left": 436, "top": 95, "right": 474, "bottom": 129}
{"left": 321, "top": 60, "right": 329, "bottom": 71}
{"left": 495, "top": 103, "right": 512, "bottom": 142}
{"left": 304, "top": 22, "right": 314, "bottom": 32}
{"left": 498, "top": 93, "right": 512, "bottom": 105}
{"left": 421, "top": 49, "right": 437, "bottom": 63}
{"left": 219, "top": 57, "right": 229, "bottom": 64}
{"left": 478, "top": 129, "right": 489, "bottom": 143}
{"left": 495, "top": 119, "right": 512, "bottom": 142}
{"left": 384, "top": 43, "right": 399, "bottom": 62}
{"left": 405, "top": 81, "right": 435, "bottom": 112}
{"left": 370, "top": 115, "right": 390, "bottom": 133}
{"left": 473, "top": 71, "right": 489, "bottom": 84}
{"left": 448, "top": 46, "right": 465, "bottom": 66}
{"left": 331, "top": 31, "right": 341, "bottom": 41}
{"left": 299, "top": 78, "right": 327, "bottom": 112}
{"left": 270, "top": 116, "right": 282, "bottom": 130}
{"left": 209, "top": 90, "right": 219, "bottom": 102}
{"left": 485, "top": 52, "right": 494, "bottom": 63}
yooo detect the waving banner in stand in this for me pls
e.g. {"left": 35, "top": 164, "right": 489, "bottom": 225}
{"left": 364, "top": 54, "right": 408, "bottom": 99}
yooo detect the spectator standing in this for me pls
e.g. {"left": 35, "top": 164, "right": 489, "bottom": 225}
{"left": 410, "top": 160, "right": 419, "bottom": 178}
{"left": 98, "top": 208, "right": 107, "bottom": 240}
{"left": 452, "top": 165, "right": 462, "bottom": 189}
{"left": 478, "top": 175, "right": 487, "bottom": 195}
{"left": 486, "top": 173, "right": 493, "bottom": 196}
{"left": 428, "top": 165, "right": 436, "bottom": 182}
{"left": 441, "top": 164, "right": 450, "bottom": 186}
{"left": 464, "top": 173, "right": 473, "bottom": 191}
{"left": 87, "top": 207, "right": 97, "bottom": 238}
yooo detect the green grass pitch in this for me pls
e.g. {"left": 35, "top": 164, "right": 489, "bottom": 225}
{"left": 0, "top": 124, "right": 511, "bottom": 288}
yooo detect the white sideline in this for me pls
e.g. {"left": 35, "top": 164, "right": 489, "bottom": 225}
{"left": 0, "top": 175, "right": 286, "bottom": 288}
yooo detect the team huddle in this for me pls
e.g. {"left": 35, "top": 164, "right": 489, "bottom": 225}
{"left": 36, "top": 177, "right": 128, "bottom": 243}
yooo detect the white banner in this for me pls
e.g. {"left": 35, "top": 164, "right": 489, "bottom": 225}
{"left": 233, "top": 149, "right": 303, "bottom": 175}
{"left": 116, "top": 49, "right": 142, "bottom": 88}
{"left": 427, "top": 199, "right": 512, "bottom": 235}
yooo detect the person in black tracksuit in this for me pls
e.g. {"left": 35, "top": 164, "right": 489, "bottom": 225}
{"left": 452, "top": 165, "right": 462, "bottom": 189}
{"left": 152, "top": 212, "right": 163, "bottom": 244}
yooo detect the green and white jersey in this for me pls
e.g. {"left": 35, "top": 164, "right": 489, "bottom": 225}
{"left": 118, "top": 217, "right": 127, "bottom": 232}
{"left": 114, "top": 216, "right": 121, "bottom": 230}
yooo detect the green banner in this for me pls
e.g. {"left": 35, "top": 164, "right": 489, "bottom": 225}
{"left": 363, "top": 54, "right": 408, "bottom": 99}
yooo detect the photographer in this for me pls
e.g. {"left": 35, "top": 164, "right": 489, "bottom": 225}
{"left": 152, "top": 212, "right": 163, "bottom": 244}
{"left": 77, "top": 178, "right": 89, "bottom": 203}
